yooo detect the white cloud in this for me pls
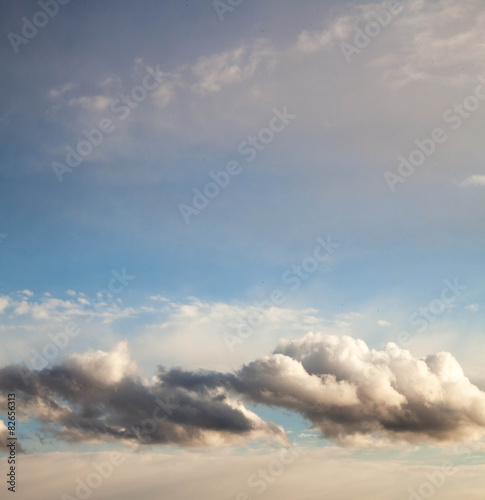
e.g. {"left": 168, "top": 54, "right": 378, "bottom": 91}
{"left": 131, "top": 297, "right": 326, "bottom": 373}
{"left": 14, "top": 300, "right": 30, "bottom": 316}
{"left": 2, "top": 296, "right": 485, "bottom": 448}
{"left": 0, "top": 292, "right": 142, "bottom": 366}
{"left": 461, "top": 175, "right": 485, "bottom": 187}
{"left": 0, "top": 420, "right": 10, "bottom": 452}
{"left": 191, "top": 41, "right": 275, "bottom": 95}
{"left": 42, "top": 0, "right": 485, "bottom": 211}
{"left": 377, "top": 320, "right": 391, "bottom": 326}
{"left": 263, "top": 333, "right": 485, "bottom": 444}
{"left": 0, "top": 297, "right": 9, "bottom": 314}
{"left": 48, "top": 82, "right": 75, "bottom": 98}
{"left": 375, "top": 0, "right": 485, "bottom": 87}
{"left": 148, "top": 295, "right": 169, "bottom": 302}
{"left": 68, "top": 95, "right": 113, "bottom": 111}
{"left": 296, "top": 14, "right": 353, "bottom": 52}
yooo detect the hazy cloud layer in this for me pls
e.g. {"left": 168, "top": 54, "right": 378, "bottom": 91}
{"left": 11, "top": 449, "right": 485, "bottom": 500}
{"left": 1, "top": 334, "right": 484, "bottom": 448}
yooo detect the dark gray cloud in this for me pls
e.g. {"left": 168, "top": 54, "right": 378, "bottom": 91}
{"left": 1, "top": 335, "right": 485, "bottom": 448}
{"left": 0, "top": 345, "right": 284, "bottom": 448}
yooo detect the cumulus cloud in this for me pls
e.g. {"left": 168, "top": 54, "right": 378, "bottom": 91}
{"left": 262, "top": 333, "right": 485, "bottom": 444}
{"left": 0, "top": 342, "right": 286, "bottom": 448}
{"left": 1, "top": 334, "right": 484, "bottom": 449}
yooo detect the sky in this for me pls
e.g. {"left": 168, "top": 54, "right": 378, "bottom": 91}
{"left": 0, "top": 0, "right": 484, "bottom": 498}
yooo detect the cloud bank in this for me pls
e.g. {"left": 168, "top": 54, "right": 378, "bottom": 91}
{"left": 11, "top": 449, "right": 485, "bottom": 500}
{"left": 1, "top": 334, "right": 484, "bottom": 448}
{"left": 251, "top": 334, "right": 485, "bottom": 445}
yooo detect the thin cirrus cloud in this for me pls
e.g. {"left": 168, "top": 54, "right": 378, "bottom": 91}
{"left": 10, "top": 448, "right": 485, "bottom": 500}
{"left": 1, "top": 333, "right": 484, "bottom": 450}
{"left": 0, "top": 342, "right": 287, "bottom": 449}
{"left": 37, "top": 0, "right": 485, "bottom": 192}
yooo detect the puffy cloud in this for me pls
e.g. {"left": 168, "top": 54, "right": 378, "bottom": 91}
{"left": 1, "top": 334, "right": 484, "bottom": 449}
{"left": 237, "top": 353, "right": 360, "bottom": 410}
{"left": 0, "top": 420, "right": 12, "bottom": 452}
{"left": 298, "top": 0, "right": 485, "bottom": 88}
{"left": 0, "top": 343, "right": 286, "bottom": 448}
{"left": 69, "top": 342, "right": 138, "bottom": 384}
{"left": 0, "top": 291, "right": 137, "bottom": 325}
{"left": 264, "top": 333, "right": 485, "bottom": 444}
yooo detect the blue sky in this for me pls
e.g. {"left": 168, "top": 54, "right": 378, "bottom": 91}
{"left": 1, "top": 0, "right": 485, "bottom": 498}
